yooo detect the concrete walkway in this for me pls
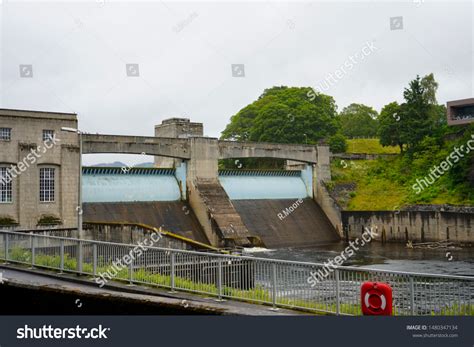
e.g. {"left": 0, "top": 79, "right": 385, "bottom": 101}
{"left": 0, "top": 265, "right": 310, "bottom": 315}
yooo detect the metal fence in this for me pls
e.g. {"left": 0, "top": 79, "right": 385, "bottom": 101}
{"left": 0, "top": 230, "right": 472, "bottom": 316}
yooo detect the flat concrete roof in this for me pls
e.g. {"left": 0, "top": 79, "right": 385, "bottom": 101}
{"left": 0, "top": 108, "right": 77, "bottom": 121}
{"left": 163, "top": 117, "right": 190, "bottom": 124}
{"left": 155, "top": 118, "right": 203, "bottom": 128}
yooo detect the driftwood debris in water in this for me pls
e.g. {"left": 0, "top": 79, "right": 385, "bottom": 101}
{"left": 406, "top": 240, "right": 458, "bottom": 249}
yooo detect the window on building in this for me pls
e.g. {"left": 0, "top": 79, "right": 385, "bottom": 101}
{"left": 0, "top": 128, "right": 11, "bottom": 141}
{"left": 0, "top": 167, "right": 12, "bottom": 203}
{"left": 43, "top": 129, "right": 55, "bottom": 142}
{"left": 39, "top": 168, "right": 55, "bottom": 202}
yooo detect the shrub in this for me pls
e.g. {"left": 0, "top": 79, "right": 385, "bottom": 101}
{"left": 0, "top": 216, "right": 18, "bottom": 226}
{"left": 37, "top": 215, "right": 62, "bottom": 226}
{"left": 329, "top": 133, "right": 347, "bottom": 153}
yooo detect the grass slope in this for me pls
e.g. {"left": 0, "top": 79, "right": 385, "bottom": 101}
{"left": 330, "top": 156, "right": 473, "bottom": 211}
{"left": 346, "top": 138, "right": 400, "bottom": 154}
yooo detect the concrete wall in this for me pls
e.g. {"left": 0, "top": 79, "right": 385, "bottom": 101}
{"left": 84, "top": 136, "right": 320, "bottom": 168}
{"left": 314, "top": 183, "right": 343, "bottom": 238}
{"left": 82, "top": 224, "right": 191, "bottom": 249}
{"left": 187, "top": 181, "right": 221, "bottom": 246}
{"left": 155, "top": 118, "right": 203, "bottom": 139}
{"left": 313, "top": 146, "right": 342, "bottom": 237}
{"left": 154, "top": 118, "right": 203, "bottom": 168}
{"left": 82, "top": 134, "right": 190, "bottom": 159}
{"left": 219, "top": 140, "right": 318, "bottom": 163}
{"left": 10, "top": 226, "right": 191, "bottom": 250}
{"left": 187, "top": 137, "right": 219, "bottom": 181}
{"left": 233, "top": 199, "right": 340, "bottom": 248}
{"left": 0, "top": 109, "right": 79, "bottom": 229}
{"left": 342, "top": 210, "right": 473, "bottom": 243}
{"left": 82, "top": 201, "right": 210, "bottom": 245}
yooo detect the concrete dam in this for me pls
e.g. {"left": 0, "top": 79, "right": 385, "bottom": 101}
{"left": 82, "top": 166, "right": 339, "bottom": 249}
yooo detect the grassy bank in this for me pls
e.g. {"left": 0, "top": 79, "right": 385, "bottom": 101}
{"left": 331, "top": 131, "right": 474, "bottom": 210}
{"left": 330, "top": 159, "right": 406, "bottom": 210}
{"left": 330, "top": 157, "right": 473, "bottom": 210}
{"left": 346, "top": 139, "right": 400, "bottom": 154}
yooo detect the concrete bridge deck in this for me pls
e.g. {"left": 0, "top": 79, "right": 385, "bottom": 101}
{"left": 82, "top": 134, "right": 319, "bottom": 163}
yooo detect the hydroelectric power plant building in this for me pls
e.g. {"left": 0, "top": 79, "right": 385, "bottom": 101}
{"left": 0, "top": 109, "right": 80, "bottom": 229}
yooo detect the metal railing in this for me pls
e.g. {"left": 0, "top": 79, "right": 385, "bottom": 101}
{"left": 0, "top": 230, "right": 472, "bottom": 316}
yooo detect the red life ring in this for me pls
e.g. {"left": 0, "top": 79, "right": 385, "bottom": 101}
{"left": 361, "top": 282, "right": 392, "bottom": 316}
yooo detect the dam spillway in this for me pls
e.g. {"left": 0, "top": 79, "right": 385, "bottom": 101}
{"left": 82, "top": 167, "right": 338, "bottom": 248}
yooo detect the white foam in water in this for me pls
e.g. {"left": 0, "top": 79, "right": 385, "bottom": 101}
{"left": 242, "top": 247, "right": 273, "bottom": 254}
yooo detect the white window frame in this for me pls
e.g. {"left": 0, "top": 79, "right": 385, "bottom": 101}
{"left": 0, "top": 128, "right": 11, "bottom": 141}
{"left": 43, "top": 129, "right": 55, "bottom": 142}
{"left": 0, "top": 167, "right": 12, "bottom": 203}
{"left": 39, "top": 167, "right": 55, "bottom": 203}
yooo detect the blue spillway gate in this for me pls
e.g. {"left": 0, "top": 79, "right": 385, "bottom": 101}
{"left": 82, "top": 166, "right": 313, "bottom": 203}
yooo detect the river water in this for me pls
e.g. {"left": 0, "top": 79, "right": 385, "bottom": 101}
{"left": 244, "top": 241, "right": 474, "bottom": 277}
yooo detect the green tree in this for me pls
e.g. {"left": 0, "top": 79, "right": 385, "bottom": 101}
{"left": 420, "top": 73, "right": 438, "bottom": 105}
{"left": 328, "top": 133, "right": 347, "bottom": 153}
{"left": 399, "top": 75, "right": 435, "bottom": 151}
{"left": 379, "top": 74, "right": 441, "bottom": 153}
{"left": 337, "top": 103, "right": 379, "bottom": 138}
{"left": 378, "top": 101, "right": 403, "bottom": 152}
{"left": 221, "top": 86, "right": 339, "bottom": 144}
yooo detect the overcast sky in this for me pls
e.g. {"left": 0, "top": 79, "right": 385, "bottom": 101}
{"left": 1, "top": 0, "right": 472, "bottom": 165}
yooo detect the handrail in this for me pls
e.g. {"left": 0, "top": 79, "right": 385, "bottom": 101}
{"left": 0, "top": 229, "right": 471, "bottom": 281}
{"left": 82, "top": 221, "right": 226, "bottom": 253}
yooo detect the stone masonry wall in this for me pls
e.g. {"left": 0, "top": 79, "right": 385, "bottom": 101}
{"left": 0, "top": 110, "right": 79, "bottom": 229}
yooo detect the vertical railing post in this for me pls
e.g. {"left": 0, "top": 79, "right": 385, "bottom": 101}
{"left": 128, "top": 247, "right": 134, "bottom": 285}
{"left": 3, "top": 233, "right": 9, "bottom": 263}
{"left": 170, "top": 251, "right": 176, "bottom": 292}
{"left": 409, "top": 276, "right": 415, "bottom": 315}
{"left": 77, "top": 240, "right": 83, "bottom": 274}
{"left": 92, "top": 243, "right": 97, "bottom": 277}
{"left": 59, "top": 239, "right": 64, "bottom": 273}
{"left": 217, "top": 258, "right": 223, "bottom": 301}
{"left": 271, "top": 262, "right": 278, "bottom": 310}
{"left": 335, "top": 269, "right": 341, "bottom": 315}
{"left": 30, "top": 233, "right": 35, "bottom": 268}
